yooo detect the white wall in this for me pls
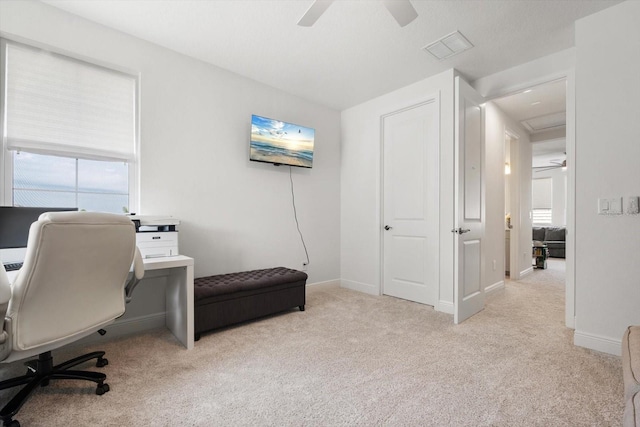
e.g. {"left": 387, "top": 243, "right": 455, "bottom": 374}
{"left": 340, "top": 68, "right": 534, "bottom": 311}
{"left": 0, "top": 1, "right": 341, "bottom": 329}
{"left": 512, "top": 131, "right": 533, "bottom": 279}
{"left": 484, "top": 102, "right": 532, "bottom": 286}
{"left": 484, "top": 102, "right": 507, "bottom": 289}
{"left": 340, "top": 70, "right": 456, "bottom": 310}
{"left": 574, "top": 0, "right": 640, "bottom": 355}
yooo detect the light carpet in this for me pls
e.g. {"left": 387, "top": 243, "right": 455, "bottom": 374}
{"left": 0, "top": 261, "right": 623, "bottom": 426}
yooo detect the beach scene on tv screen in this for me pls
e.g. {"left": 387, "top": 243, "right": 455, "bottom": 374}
{"left": 250, "top": 115, "right": 314, "bottom": 168}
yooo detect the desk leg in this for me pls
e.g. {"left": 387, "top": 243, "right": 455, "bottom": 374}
{"left": 165, "top": 265, "right": 194, "bottom": 349}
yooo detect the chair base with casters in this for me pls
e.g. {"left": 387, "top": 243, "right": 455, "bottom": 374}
{"left": 0, "top": 349, "right": 111, "bottom": 427}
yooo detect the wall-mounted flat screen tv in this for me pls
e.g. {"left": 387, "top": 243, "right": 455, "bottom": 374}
{"left": 250, "top": 114, "right": 314, "bottom": 168}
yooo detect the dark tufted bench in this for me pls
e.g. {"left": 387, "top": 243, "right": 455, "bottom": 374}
{"left": 194, "top": 267, "right": 307, "bottom": 341}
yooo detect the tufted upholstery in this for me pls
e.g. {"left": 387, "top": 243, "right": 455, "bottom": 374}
{"left": 194, "top": 267, "right": 307, "bottom": 340}
{"left": 195, "top": 267, "right": 308, "bottom": 299}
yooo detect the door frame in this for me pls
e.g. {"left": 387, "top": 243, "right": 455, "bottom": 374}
{"left": 479, "top": 70, "right": 576, "bottom": 329}
{"left": 379, "top": 93, "right": 441, "bottom": 306}
{"left": 504, "top": 128, "right": 521, "bottom": 280}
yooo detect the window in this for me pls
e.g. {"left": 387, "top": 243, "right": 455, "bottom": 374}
{"left": 532, "top": 178, "right": 552, "bottom": 225}
{"left": 1, "top": 39, "right": 138, "bottom": 213}
{"left": 13, "top": 152, "right": 129, "bottom": 212}
{"left": 532, "top": 208, "right": 552, "bottom": 225}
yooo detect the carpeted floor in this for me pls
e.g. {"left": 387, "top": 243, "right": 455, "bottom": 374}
{"left": 0, "top": 259, "right": 623, "bottom": 426}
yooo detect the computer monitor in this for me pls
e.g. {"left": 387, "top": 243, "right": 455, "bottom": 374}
{"left": 0, "top": 206, "right": 78, "bottom": 250}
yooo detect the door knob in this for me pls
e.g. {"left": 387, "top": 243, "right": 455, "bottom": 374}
{"left": 451, "top": 228, "right": 470, "bottom": 234}
{"left": 384, "top": 225, "right": 393, "bottom": 231}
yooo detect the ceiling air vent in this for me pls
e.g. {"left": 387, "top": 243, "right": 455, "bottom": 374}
{"left": 423, "top": 30, "right": 473, "bottom": 60}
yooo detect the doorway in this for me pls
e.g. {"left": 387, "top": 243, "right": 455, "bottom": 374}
{"left": 490, "top": 77, "right": 569, "bottom": 317}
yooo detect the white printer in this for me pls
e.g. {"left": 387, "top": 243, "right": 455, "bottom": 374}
{"left": 129, "top": 215, "right": 180, "bottom": 259}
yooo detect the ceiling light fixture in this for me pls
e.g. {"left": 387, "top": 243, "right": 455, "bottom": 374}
{"left": 423, "top": 30, "right": 474, "bottom": 60}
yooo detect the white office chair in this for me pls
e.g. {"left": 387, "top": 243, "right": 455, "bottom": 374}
{"left": 0, "top": 212, "right": 144, "bottom": 427}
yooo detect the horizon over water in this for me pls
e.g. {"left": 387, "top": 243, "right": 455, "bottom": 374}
{"left": 13, "top": 152, "right": 129, "bottom": 213}
{"left": 250, "top": 141, "right": 313, "bottom": 168}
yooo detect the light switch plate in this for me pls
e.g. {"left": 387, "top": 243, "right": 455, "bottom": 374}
{"left": 628, "top": 196, "right": 640, "bottom": 214}
{"left": 598, "top": 197, "right": 623, "bottom": 215}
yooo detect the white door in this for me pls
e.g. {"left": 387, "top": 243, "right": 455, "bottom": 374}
{"left": 382, "top": 98, "right": 439, "bottom": 306}
{"left": 454, "top": 77, "right": 486, "bottom": 324}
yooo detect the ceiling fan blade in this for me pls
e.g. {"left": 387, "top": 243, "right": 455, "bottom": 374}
{"left": 382, "top": 0, "right": 418, "bottom": 27}
{"left": 297, "top": 0, "right": 334, "bottom": 27}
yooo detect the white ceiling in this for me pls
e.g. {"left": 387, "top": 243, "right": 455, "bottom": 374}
{"left": 492, "top": 79, "right": 566, "bottom": 126}
{"left": 39, "top": 0, "right": 621, "bottom": 111}
{"left": 493, "top": 78, "right": 568, "bottom": 168}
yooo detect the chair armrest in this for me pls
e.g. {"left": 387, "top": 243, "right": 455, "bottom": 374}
{"left": 0, "top": 266, "right": 13, "bottom": 345}
{"left": 125, "top": 247, "right": 145, "bottom": 303}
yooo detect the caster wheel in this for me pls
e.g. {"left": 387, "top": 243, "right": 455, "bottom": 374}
{"left": 24, "top": 361, "right": 36, "bottom": 375}
{"left": 96, "top": 383, "right": 110, "bottom": 395}
{"left": 4, "top": 420, "right": 20, "bottom": 427}
{"left": 96, "top": 357, "right": 108, "bottom": 367}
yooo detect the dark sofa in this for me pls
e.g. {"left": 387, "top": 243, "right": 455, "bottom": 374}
{"left": 532, "top": 226, "right": 566, "bottom": 258}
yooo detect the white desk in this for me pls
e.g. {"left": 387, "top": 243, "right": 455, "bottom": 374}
{"left": 5, "top": 255, "right": 195, "bottom": 350}
{"left": 141, "top": 255, "right": 194, "bottom": 350}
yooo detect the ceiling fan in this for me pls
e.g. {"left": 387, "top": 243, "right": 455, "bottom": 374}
{"left": 298, "top": 0, "right": 418, "bottom": 27}
{"left": 534, "top": 159, "right": 566, "bottom": 173}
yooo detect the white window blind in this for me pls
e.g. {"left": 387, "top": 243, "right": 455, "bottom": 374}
{"left": 532, "top": 208, "right": 552, "bottom": 225}
{"left": 532, "top": 178, "right": 552, "bottom": 209}
{"left": 4, "top": 41, "right": 136, "bottom": 161}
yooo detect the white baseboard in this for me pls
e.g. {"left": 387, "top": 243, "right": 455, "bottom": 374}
{"left": 520, "top": 267, "right": 534, "bottom": 277}
{"left": 306, "top": 279, "right": 340, "bottom": 290}
{"left": 437, "top": 300, "right": 454, "bottom": 314}
{"left": 110, "top": 312, "right": 166, "bottom": 335}
{"left": 75, "top": 312, "right": 166, "bottom": 346}
{"left": 340, "top": 279, "right": 378, "bottom": 295}
{"left": 574, "top": 330, "right": 621, "bottom": 356}
{"left": 566, "top": 315, "right": 575, "bottom": 330}
{"left": 437, "top": 281, "right": 504, "bottom": 315}
{"left": 485, "top": 280, "right": 505, "bottom": 295}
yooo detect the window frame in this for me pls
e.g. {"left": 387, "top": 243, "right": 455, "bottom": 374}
{"left": 0, "top": 37, "right": 140, "bottom": 213}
